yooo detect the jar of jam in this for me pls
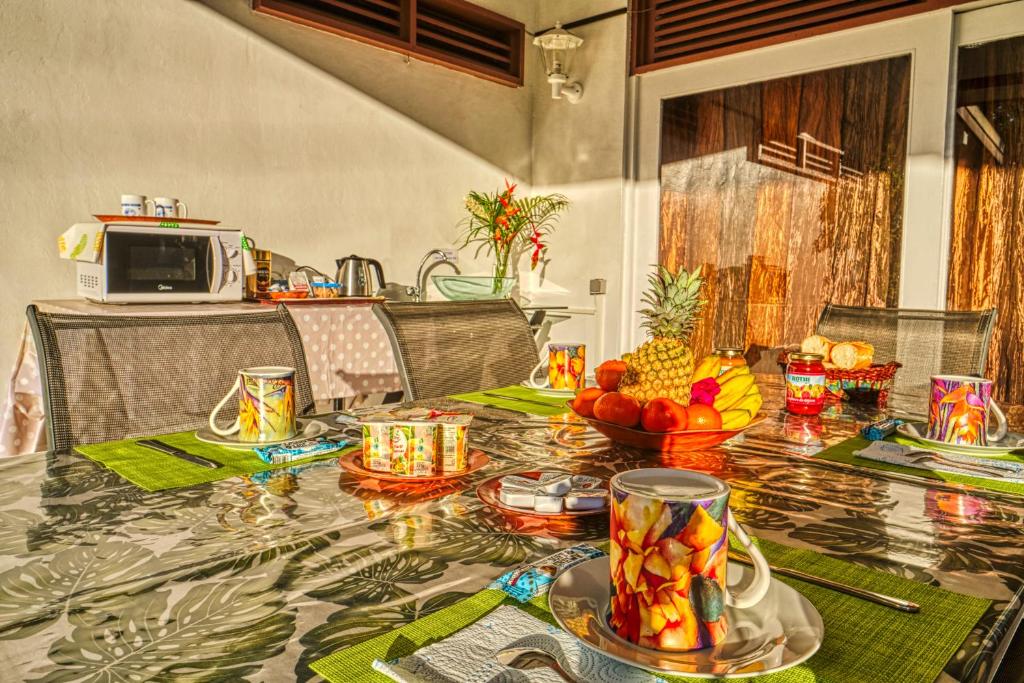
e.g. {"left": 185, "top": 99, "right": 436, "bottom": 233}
{"left": 785, "top": 352, "right": 826, "bottom": 415}
{"left": 712, "top": 347, "right": 747, "bottom": 373}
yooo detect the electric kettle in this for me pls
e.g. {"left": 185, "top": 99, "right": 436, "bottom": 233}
{"left": 334, "top": 255, "right": 385, "bottom": 297}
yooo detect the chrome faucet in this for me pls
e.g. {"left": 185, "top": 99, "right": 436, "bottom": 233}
{"left": 413, "top": 249, "right": 461, "bottom": 302}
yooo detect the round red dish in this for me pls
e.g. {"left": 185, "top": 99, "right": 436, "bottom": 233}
{"left": 476, "top": 471, "right": 609, "bottom": 519}
{"left": 339, "top": 449, "right": 489, "bottom": 483}
{"left": 567, "top": 402, "right": 764, "bottom": 453}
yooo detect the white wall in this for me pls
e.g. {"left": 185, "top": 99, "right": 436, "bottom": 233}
{"left": 0, "top": 0, "right": 534, "bottom": 376}
{"left": 525, "top": 1, "right": 629, "bottom": 364}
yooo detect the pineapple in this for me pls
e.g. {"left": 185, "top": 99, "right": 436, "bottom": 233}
{"left": 618, "top": 265, "right": 706, "bottom": 405}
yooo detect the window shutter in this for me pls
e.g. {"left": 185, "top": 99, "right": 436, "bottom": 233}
{"left": 254, "top": 0, "right": 524, "bottom": 86}
{"left": 631, "top": 0, "right": 968, "bottom": 74}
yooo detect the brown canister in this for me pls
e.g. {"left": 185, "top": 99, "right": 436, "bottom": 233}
{"left": 254, "top": 249, "right": 272, "bottom": 297}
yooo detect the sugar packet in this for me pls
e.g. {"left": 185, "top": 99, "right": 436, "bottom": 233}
{"left": 490, "top": 544, "right": 606, "bottom": 602}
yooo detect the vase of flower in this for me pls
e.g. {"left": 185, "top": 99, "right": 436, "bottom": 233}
{"left": 461, "top": 180, "right": 569, "bottom": 294}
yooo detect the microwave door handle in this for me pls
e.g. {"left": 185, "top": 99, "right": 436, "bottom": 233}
{"left": 208, "top": 236, "right": 224, "bottom": 293}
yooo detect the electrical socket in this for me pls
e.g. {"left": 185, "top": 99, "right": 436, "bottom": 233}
{"left": 434, "top": 248, "right": 458, "bottom": 263}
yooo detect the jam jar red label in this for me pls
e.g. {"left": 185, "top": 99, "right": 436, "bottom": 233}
{"left": 785, "top": 372, "right": 826, "bottom": 405}
{"left": 785, "top": 352, "right": 826, "bottom": 415}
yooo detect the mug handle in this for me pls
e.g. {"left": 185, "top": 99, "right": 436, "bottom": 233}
{"left": 989, "top": 399, "right": 1008, "bottom": 442}
{"left": 208, "top": 377, "right": 241, "bottom": 436}
{"left": 144, "top": 198, "right": 155, "bottom": 216}
{"left": 725, "top": 512, "right": 772, "bottom": 609}
{"left": 528, "top": 346, "right": 549, "bottom": 388}
{"left": 177, "top": 201, "right": 188, "bottom": 218}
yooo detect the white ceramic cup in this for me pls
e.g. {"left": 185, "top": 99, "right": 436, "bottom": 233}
{"left": 145, "top": 197, "right": 188, "bottom": 218}
{"left": 121, "top": 194, "right": 146, "bottom": 216}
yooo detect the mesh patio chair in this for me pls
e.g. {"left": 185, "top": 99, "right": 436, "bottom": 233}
{"left": 815, "top": 304, "right": 997, "bottom": 402}
{"left": 373, "top": 300, "right": 539, "bottom": 401}
{"left": 27, "top": 304, "right": 314, "bottom": 451}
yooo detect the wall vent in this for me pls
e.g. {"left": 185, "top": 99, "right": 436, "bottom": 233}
{"left": 254, "top": 0, "right": 524, "bottom": 86}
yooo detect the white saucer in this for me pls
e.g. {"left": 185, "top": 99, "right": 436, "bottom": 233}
{"left": 521, "top": 378, "right": 596, "bottom": 397}
{"left": 194, "top": 420, "right": 329, "bottom": 450}
{"left": 897, "top": 421, "right": 1024, "bottom": 457}
{"left": 549, "top": 557, "right": 823, "bottom": 679}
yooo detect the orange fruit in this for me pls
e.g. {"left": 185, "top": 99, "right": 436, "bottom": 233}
{"left": 640, "top": 397, "right": 688, "bottom": 433}
{"left": 593, "top": 392, "right": 642, "bottom": 427}
{"left": 571, "top": 387, "right": 605, "bottom": 418}
{"left": 595, "top": 360, "right": 627, "bottom": 392}
{"left": 685, "top": 404, "right": 722, "bottom": 431}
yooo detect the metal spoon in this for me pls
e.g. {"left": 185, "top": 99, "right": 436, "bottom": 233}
{"left": 495, "top": 647, "right": 579, "bottom": 682}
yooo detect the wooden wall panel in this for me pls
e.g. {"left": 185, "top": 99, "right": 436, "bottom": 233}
{"left": 948, "top": 36, "right": 1024, "bottom": 404}
{"left": 658, "top": 56, "right": 911, "bottom": 370}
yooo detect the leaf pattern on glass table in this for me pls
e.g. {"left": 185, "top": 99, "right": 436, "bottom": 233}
{"left": 0, "top": 541, "right": 160, "bottom": 640}
{"left": 302, "top": 549, "right": 448, "bottom": 606}
{"left": 296, "top": 590, "right": 468, "bottom": 682}
{"left": 34, "top": 577, "right": 295, "bottom": 683}
{"left": 786, "top": 518, "right": 891, "bottom": 557}
{"left": 376, "top": 514, "right": 560, "bottom": 566}
{"left": 0, "top": 509, "right": 44, "bottom": 555}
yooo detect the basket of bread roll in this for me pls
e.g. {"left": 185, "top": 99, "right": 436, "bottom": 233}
{"left": 781, "top": 335, "right": 901, "bottom": 406}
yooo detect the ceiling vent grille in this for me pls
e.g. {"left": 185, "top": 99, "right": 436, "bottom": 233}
{"left": 254, "top": 0, "right": 524, "bottom": 86}
{"left": 631, "top": 0, "right": 967, "bottom": 74}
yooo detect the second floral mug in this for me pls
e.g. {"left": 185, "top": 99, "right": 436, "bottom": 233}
{"left": 209, "top": 367, "right": 296, "bottom": 443}
{"left": 926, "top": 374, "right": 1007, "bottom": 446}
{"left": 609, "top": 468, "right": 771, "bottom": 651}
{"left": 529, "top": 342, "right": 586, "bottom": 391}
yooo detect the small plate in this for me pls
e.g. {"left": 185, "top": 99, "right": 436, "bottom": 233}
{"left": 549, "top": 557, "right": 823, "bottom": 679}
{"left": 195, "top": 420, "right": 329, "bottom": 449}
{"left": 897, "top": 421, "right": 1024, "bottom": 457}
{"left": 476, "top": 471, "right": 608, "bottom": 519}
{"left": 338, "top": 449, "right": 490, "bottom": 482}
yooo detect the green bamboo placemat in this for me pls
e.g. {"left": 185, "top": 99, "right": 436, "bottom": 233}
{"left": 450, "top": 384, "right": 572, "bottom": 416}
{"left": 311, "top": 537, "right": 990, "bottom": 683}
{"left": 816, "top": 435, "right": 1024, "bottom": 496}
{"left": 75, "top": 430, "right": 356, "bottom": 492}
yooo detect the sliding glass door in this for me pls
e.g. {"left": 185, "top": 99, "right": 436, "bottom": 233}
{"left": 947, "top": 4, "right": 1024, "bottom": 405}
{"left": 626, "top": 1, "right": 1024, "bottom": 397}
{"left": 658, "top": 57, "right": 911, "bottom": 366}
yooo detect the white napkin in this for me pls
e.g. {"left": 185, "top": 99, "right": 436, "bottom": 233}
{"left": 854, "top": 441, "right": 1024, "bottom": 481}
{"left": 372, "top": 605, "right": 662, "bottom": 683}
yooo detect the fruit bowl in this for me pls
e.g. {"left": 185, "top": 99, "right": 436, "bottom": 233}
{"left": 567, "top": 402, "right": 764, "bottom": 453}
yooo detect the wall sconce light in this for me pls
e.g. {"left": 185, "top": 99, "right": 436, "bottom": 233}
{"left": 533, "top": 23, "right": 584, "bottom": 103}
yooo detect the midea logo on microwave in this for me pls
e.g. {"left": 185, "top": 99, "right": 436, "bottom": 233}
{"left": 157, "top": 284, "right": 173, "bottom": 291}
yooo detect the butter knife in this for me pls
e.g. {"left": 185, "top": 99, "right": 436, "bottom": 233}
{"left": 728, "top": 552, "right": 920, "bottom": 613}
{"left": 137, "top": 439, "right": 223, "bottom": 469}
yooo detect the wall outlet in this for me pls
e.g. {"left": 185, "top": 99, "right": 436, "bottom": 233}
{"left": 590, "top": 278, "right": 606, "bottom": 295}
{"left": 434, "top": 248, "right": 458, "bottom": 263}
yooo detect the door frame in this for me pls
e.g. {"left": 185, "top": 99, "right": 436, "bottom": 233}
{"left": 618, "top": 1, "right": 1023, "bottom": 353}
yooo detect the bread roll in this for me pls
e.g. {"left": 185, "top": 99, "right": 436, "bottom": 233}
{"left": 800, "top": 335, "right": 833, "bottom": 360}
{"left": 830, "top": 342, "right": 874, "bottom": 370}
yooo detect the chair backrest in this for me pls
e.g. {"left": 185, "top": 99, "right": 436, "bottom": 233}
{"left": 373, "top": 300, "right": 539, "bottom": 401}
{"left": 815, "top": 304, "right": 997, "bottom": 399}
{"left": 27, "top": 304, "right": 314, "bottom": 451}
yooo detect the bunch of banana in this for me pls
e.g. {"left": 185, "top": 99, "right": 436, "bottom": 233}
{"left": 690, "top": 355, "right": 722, "bottom": 383}
{"left": 713, "top": 365, "right": 763, "bottom": 429}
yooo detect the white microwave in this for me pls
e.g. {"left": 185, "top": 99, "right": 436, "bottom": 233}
{"left": 75, "top": 223, "right": 244, "bottom": 303}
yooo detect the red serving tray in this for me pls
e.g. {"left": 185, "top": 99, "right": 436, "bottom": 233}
{"left": 94, "top": 214, "right": 221, "bottom": 225}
